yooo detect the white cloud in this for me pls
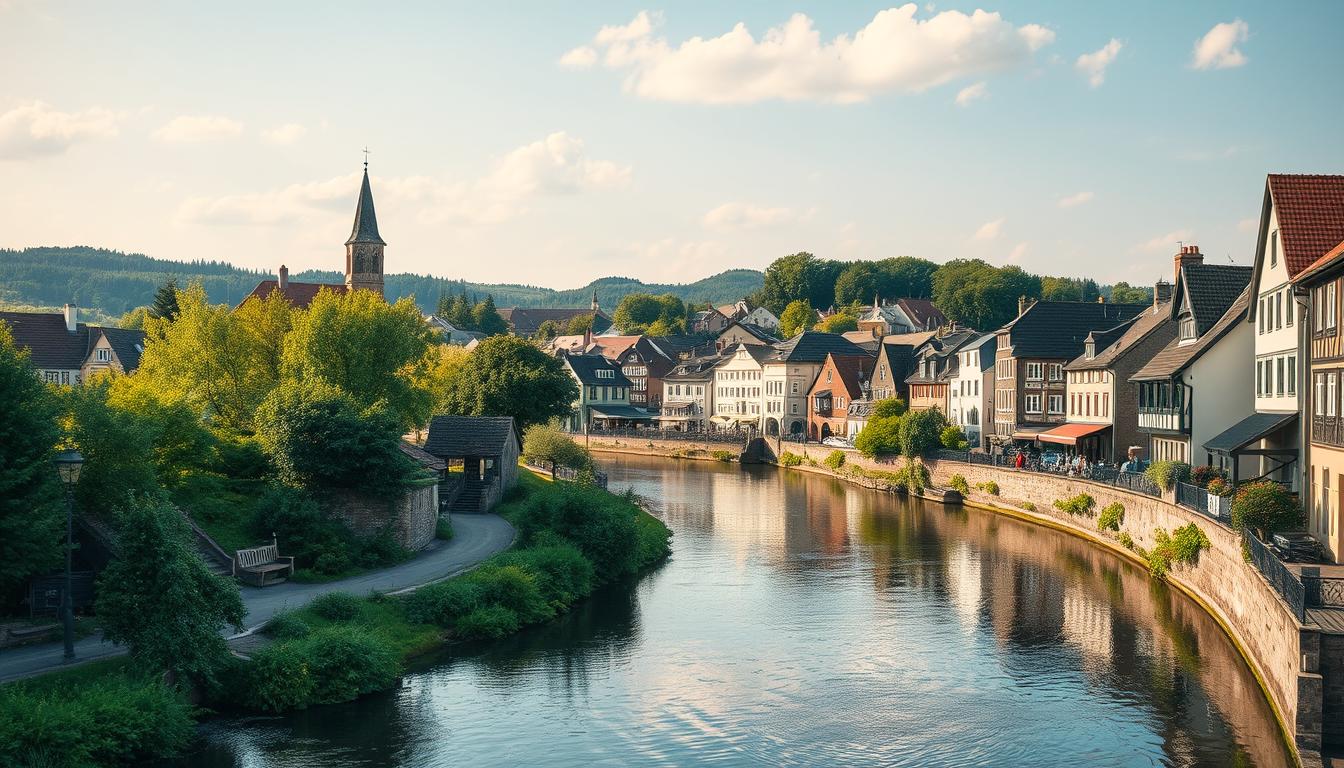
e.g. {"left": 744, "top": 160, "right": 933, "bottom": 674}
{"left": 566, "top": 6, "right": 1054, "bottom": 104}
{"left": 954, "top": 81, "right": 988, "bottom": 106}
{"left": 262, "top": 122, "right": 307, "bottom": 145}
{"left": 1008, "top": 242, "right": 1028, "bottom": 262}
{"left": 631, "top": 238, "right": 731, "bottom": 281}
{"left": 1075, "top": 38, "right": 1122, "bottom": 87}
{"left": 0, "top": 101, "right": 120, "bottom": 159}
{"left": 1192, "top": 19, "right": 1248, "bottom": 70}
{"left": 973, "top": 217, "right": 1005, "bottom": 241}
{"left": 1057, "top": 191, "right": 1094, "bottom": 208}
{"left": 558, "top": 45, "right": 598, "bottom": 69}
{"left": 1135, "top": 228, "right": 1195, "bottom": 253}
{"left": 155, "top": 114, "right": 244, "bottom": 142}
{"left": 178, "top": 131, "right": 630, "bottom": 228}
{"left": 1238, "top": 217, "right": 1258, "bottom": 233}
{"left": 703, "top": 202, "right": 795, "bottom": 230}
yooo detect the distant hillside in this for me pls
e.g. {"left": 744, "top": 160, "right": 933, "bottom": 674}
{"left": 0, "top": 246, "right": 764, "bottom": 318}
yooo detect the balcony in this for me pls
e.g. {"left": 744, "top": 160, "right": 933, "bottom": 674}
{"left": 1138, "top": 407, "right": 1187, "bottom": 433}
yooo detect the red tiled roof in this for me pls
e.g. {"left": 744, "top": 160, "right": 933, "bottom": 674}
{"left": 822, "top": 353, "right": 874, "bottom": 400}
{"left": 243, "top": 280, "right": 347, "bottom": 309}
{"left": 896, "top": 298, "right": 946, "bottom": 330}
{"left": 1295, "top": 237, "right": 1344, "bottom": 285}
{"left": 1267, "top": 174, "right": 1344, "bottom": 277}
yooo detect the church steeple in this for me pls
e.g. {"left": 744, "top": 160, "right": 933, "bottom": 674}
{"left": 345, "top": 162, "right": 386, "bottom": 298}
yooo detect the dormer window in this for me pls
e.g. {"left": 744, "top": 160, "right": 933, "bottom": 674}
{"left": 1179, "top": 313, "right": 1197, "bottom": 342}
{"left": 596, "top": 369, "right": 614, "bottom": 379}
{"left": 95, "top": 348, "right": 111, "bottom": 362}
{"left": 1084, "top": 341, "right": 1096, "bottom": 359}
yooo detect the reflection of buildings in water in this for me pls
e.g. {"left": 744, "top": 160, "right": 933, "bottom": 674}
{"left": 1061, "top": 579, "right": 1114, "bottom": 673}
{"left": 944, "top": 540, "right": 984, "bottom": 634}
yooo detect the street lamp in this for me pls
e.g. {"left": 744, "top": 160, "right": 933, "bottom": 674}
{"left": 52, "top": 449, "right": 83, "bottom": 662}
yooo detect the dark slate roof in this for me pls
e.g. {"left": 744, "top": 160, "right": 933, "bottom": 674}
{"left": 1001, "top": 301, "right": 1147, "bottom": 359}
{"left": 564, "top": 353, "right": 633, "bottom": 386}
{"left": 499, "top": 308, "right": 612, "bottom": 336}
{"left": 1204, "top": 412, "right": 1298, "bottom": 455}
{"left": 717, "top": 321, "right": 779, "bottom": 345}
{"left": 424, "top": 416, "right": 519, "bottom": 458}
{"left": 96, "top": 327, "right": 147, "bottom": 372}
{"left": 0, "top": 311, "right": 90, "bottom": 369}
{"left": 399, "top": 440, "right": 447, "bottom": 472}
{"left": 770, "top": 331, "right": 869, "bottom": 363}
{"left": 346, "top": 168, "right": 386, "bottom": 246}
{"left": 646, "top": 335, "right": 715, "bottom": 358}
{"left": 242, "top": 280, "right": 347, "bottom": 309}
{"left": 1066, "top": 306, "right": 1170, "bottom": 371}
{"left": 664, "top": 354, "right": 723, "bottom": 381}
{"left": 1180, "top": 263, "right": 1253, "bottom": 334}
{"left": 1132, "top": 286, "right": 1250, "bottom": 381}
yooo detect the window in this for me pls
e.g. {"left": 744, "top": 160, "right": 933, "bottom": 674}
{"left": 1317, "top": 373, "right": 1327, "bottom": 418}
{"left": 1287, "top": 289, "right": 1294, "bottom": 327}
{"left": 1330, "top": 373, "right": 1338, "bottom": 418}
{"left": 596, "top": 368, "right": 614, "bottom": 379}
{"left": 1276, "top": 357, "right": 1286, "bottom": 396}
{"left": 1048, "top": 363, "right": 1063, "bottom": 381}
{"left": 96, "top": 348, "right": 111, "bottom": 362}
{"left": 1276, "top": 292, "right": 1283, "bottom": 331}
{"left": 1103, "top": 392, "right": 1109, "bottom": 417}
{"left": 1256, "top": 361, "right": 1263, "bottom": 396}
{"left": 1179, "top": 314, "right": 1197, "bottom": 341}
{"left": 1259, "top": 298, "right": 1266, "bottom": 334}
{"left": 1271, "top": 230, "right": 1278, "bottom": 266}
{"left": 1026, "top": 362, "right": 1044, "bottom": 381}
{"left": 1288, "top": 356, "right": 1296, "bottom": 396}
{"left": 1025, "top": 394, "right": 1042, "bottom": 414}
{"left": 791, "top": 381, "right": 799, "bottom": 394}
{"left": 44, "top": 370, "right": 59, "bottom": 383}
{"left": 1331, "top": 282, "right": 1339, "bottom": 331}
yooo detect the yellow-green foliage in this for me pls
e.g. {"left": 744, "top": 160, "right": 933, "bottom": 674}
{"left": 1145, "top": 523, "right": 1211, "bottom": 578}
{"left": 1052, "top": 493, "right": 1096, "bottom": 516}
{"left": 1097, "top": 502, "right": 1124, "bottom": 532}
{"left": 1021, "top": 501, "right": 1037, "bottom": 512}
{"left": 949, "top": 474, "right": 970, "bottom": 495}
{"left": 823, "top": 450, "right": 846, "bottom": 470}
{"left": 711, "top": 450, "right": 735, "bottom": 463}
{"left": 1118, "top": 532, "right": 1135, "bottom": 550}
{"left": 778, "top": 451, "right": 803, "bottom": 467}
{"left": 892, "top": 459, "right": 930, "bottom": 495}
{"left": 975, "top": 480, "right": 999, "bottom": 496}
{"left": 1144, "top": 460, "right": 1191, "bottom": 491}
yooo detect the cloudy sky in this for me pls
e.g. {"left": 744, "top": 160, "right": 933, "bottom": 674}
{"left": 3, "top": 2, "right": 1343, "bottom": 288}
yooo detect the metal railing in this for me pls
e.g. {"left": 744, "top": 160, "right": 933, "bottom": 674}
{"left": 1246, "top": 531, "right": 1306, "bottom": 622}
{"left": 578, "top": 427, "right": 748, "bottom": 445}
{"left": 928, "top": 449, "right": 1160, "bottom": 497}
{"left": 1303, "top": 575, "right": 1344, "bottom": 610}
{"left": 1175, "top": 481, "right": 1232, "bottom": 524}
{"left": 523, "top": 460, "right": 609, "bottom": 489}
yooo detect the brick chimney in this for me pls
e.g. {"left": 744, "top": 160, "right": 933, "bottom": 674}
{"left": 1174, "top": 244, "right": 1203, "bottom": 281}
{"left": 278, "top": 264, "right": 289, "bottom": 291}
{"left": 62, "top": 303, "right": 78, "bottom": 333}
{"left": 1153, "top": 279, "right": 1172, "bottom": 310}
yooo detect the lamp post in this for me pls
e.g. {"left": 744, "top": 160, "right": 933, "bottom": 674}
{"left": 52, "top": 449, "right": 83, "bottom": 662}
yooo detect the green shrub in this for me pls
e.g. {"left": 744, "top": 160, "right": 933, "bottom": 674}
{"left": 309, "top": 592, "right": 361, "bottom": 622}
{"left": 241, "top": 639, "right": 316, "bottom": 712}
{"left": 1053, "top": 493, "right": 1096, "bottom": 517}
{"left": 263, "top": 611, "right": 312, "bottom": 641}
{"left": 949, "top": 474, "right": 970, "bottom": 495}
{"left": 436, "top": 516, "right": 454, "bottom": 540}
{"left": 855, "top": 415, "right": 902, "bottom": 458}
{"left": 1144, "top": 460, "right": 1191, "bottom": 491}
{"left": 1097, "top": 502, "right": 1125, "bottom": 532}
{"left": 467, "top": 564, "right": 553, "bottom": 625}
{"left": 975, "top": 480, "right": 999, "bottom": 496}
{"left": 1230, "top": 481, "right": 1302, "bottom": 539}
{"left": 892, "top": 459, "right": 930, "bottom": 495}
{"left": 507, "top": 481, "right": 641, "bottom": 582}
{"left": 632, "top": 505, "right": 673, "bottom": 571}
{"left": 711, "top": 450, "right": 735, "bottom": 463}
{"left": 1118, "top": 532, "right": 1135, "bottom": 550}
{"left": 1145, "top": 523, "right": 1211, "bottom": 578}
{"left": 404, "top": 579, "right": 485, "bottom": 626}
{"left": 823, "top": 450, "right": 846, "bottom": 470}
{"left": 456, "top": 605, "right": 521, "bottom": 640}
{"left": 940, "top": 425, "right": 966, "bottom": 450}
{"left": 778, "top": 451, "right": 803, "bottom": 467}
{"left": 1191, "top": 465, "right": 1228, "bottom": 488}
{"left": 1206, "top": 477, "right": 1230, "bottom": 496}
{"left": 495, "top": 540, "right": 596, "bottom": 607}
{"left": 243, "top": 625, "right": 399, "bottom": 711}
{"left": 1021, "top": 501, "right": 1037, "bottom": 512}
{"left": 871, "top": 398, "right": 907, "bottom": 419}
{"left": 0, "top": 674, "right": 195, "bottom": 766}
{"left": 900, "top": 409, "right": 949, "bottom": 457}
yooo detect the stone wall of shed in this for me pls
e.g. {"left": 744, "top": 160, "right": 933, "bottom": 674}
{"left": 327, "top": 485, "right": 437, "bottom": 553}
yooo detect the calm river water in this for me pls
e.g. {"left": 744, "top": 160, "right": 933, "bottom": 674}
{"left": 176, "top": 455, "right": 1293, "bottom": 767}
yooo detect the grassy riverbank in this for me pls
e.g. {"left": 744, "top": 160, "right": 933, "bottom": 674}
{"left": 0, "top": 471, "right": 672, "bottom": 766}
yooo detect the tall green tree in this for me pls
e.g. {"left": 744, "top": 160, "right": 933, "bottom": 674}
{"left": 64, "top": 380, "right": 160, "bottom": 518}
{"left": 1108, "top": 282, "right": 1153, "bottom": 304}
{"left": 612, "top": 293, "right": 685, "bottom": 334}
{"left": 439, "top": 336, "right": 579, "bottom": 428}
{"left": 564, "top": 314, "right": 594, "bottom": 335}
{"left": 0, "top": 322, "right": 63, "bottom": 597}
{"left": 1040, "top": 276, "right": 1083, "bottom": 302}
{"left": 816, "top": 312, "right": 858, "bottom": 334}
{"left": 753, "top": 253, "right": 842, "bottom": 314}
{"left": 931, "top": 259, "right": 1042, "bottom": 330}
{"left": 778, "top": 299, "right": 814, "bottom": 338}
{"left": 95, "top": 493, "right": 245, "bottom": 686}
{"left": 448, "top": 292, "right": 475, "bottom": 330}
{"left": 834, "top": 262, "right": 882, "bottom": 307}
{"left": 149, "top": 277, "right": 180, "bottom": 321}
{"left": 534, "top": 319, "right": 561, "bottom": 342}
{"left": 472, "top": 295, "right": 509, "bottom": 337}
{"left": 282, "top": 290, "right": 435, "bottom": 429}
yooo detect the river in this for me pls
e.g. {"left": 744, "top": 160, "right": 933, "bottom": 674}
{"left": 175, "top": 455, "right": 1293, "bottom": 767}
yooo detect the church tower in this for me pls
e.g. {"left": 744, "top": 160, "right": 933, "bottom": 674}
{"left": 345, "top": 163, "right": 386, "bottom": 297}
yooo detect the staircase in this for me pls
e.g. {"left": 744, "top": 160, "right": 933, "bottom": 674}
{"left": 177, "top": 509, "right": 235, "bottom": 578}
{"left": 452, "top": 484, "right": 483, "bottom": 513}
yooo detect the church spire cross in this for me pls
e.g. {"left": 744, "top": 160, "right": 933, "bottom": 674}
{"left": 362, "top": 146, "right": 370, "bottom": 171}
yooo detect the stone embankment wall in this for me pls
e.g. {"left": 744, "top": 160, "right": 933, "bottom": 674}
{"left": 328, "top": 484, "right": 437, "bottom": 552}
{"left": 585, "top": 435, "right": 749, "bottom": 462}
{"left": 592, "top": 437, "right": 1325, "bottom": 766}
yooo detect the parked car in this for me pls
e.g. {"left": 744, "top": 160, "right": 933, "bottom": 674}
{"left": 822, "top": 436, "right": 854, "bottom": 449}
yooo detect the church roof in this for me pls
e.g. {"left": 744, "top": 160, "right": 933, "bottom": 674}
{"left": 242, "top": 280, "right": 346, "bottom": 309}
{"left": 346, "top": 167, "right": 386, "bottom": 246}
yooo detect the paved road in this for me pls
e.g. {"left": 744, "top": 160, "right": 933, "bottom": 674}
{"left": 0, "top": 513, "right": 515, "bottom": 683}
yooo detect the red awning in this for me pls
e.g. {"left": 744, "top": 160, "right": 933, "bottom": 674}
{"left": 1037, "top": 423, "right": 1110, "bottom": 446}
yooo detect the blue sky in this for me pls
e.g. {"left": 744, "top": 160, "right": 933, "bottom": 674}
{"left": 2, "top": 1, "right": 1342, "bottom": 288}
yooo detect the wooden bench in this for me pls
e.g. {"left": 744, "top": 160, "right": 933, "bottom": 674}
{"left": 235, "top": 540, "right": 294, "bottom": 587}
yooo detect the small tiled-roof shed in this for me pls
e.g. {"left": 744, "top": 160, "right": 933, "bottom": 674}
{"left": 424, "top": 416, "right": 522, "bottom": 513}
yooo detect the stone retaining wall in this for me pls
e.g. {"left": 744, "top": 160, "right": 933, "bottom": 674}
{"left": 328, "top": 484, "right": 437, "bottom": 553}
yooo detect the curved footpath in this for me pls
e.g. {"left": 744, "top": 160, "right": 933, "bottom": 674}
{"left": 0, "top": 513, "right": 515, "bottom": 684}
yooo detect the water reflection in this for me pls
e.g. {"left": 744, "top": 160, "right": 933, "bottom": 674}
{"left": 172, "top": 455, "right": 1290, "bottom": 768}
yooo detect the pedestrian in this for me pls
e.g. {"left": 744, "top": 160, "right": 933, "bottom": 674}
{"left": 1014, "top": 451, "right": 1025, "bottom": 470}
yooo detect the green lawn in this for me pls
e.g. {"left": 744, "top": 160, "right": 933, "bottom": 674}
{"left": 278, "top": 599, "right": 442, "bottom": 659}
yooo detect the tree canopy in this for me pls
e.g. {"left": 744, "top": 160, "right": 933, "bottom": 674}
{"left": 437, "top": 335, "right": 579, "bottom": 429}
{"left": 931, "top": 259, "right": 1043, "bottom": 330}
{"left": 778, "top": 299, "right": 814, "bottom": 338}
{"left": 150, "top": 277, "right": 180, "bottom": 320}
{"left": 612, "top": 293, "right": 686, "bottom": 335}
{"left": 815, "top": 312, "right": 858, "bottom": 334}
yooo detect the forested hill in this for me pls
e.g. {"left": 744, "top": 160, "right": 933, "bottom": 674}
{"left": 0, "top": 246, "right": 764, "bottom": 318}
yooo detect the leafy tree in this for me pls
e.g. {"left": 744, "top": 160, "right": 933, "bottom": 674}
{"left": 612, "top": 293, "right": 685, "bottom": 334}
{"left": 522, "top": 422, "right": 591, "bottom": 477}
{"left": 753, "top": 253, "right": 843, "bottom": 314}
{"left": 834, "top": 262, "right": 882, "bottom": 307}
{"left": 64, "top": 380, "right": 160, "bottom": 518}
{"left": 118, "top": 306, "right": 151, "bottom": 330}
{"left": 855, "top": 415, "right": 902, "bottom": 458}
{"left": 0, "top": 322, "right": 63, "bottom": 597}
{"left": 1041, "top": 276, "right": 1083, "bottom": 302}
{"left": 1231, "top": 481, "right": 1303, "bottom": 540}
{"left": 871, "top": 397, "right": 907, "bottom": 419}
{"left": 778, "top": 299, "right": 814, "bottom": 338}
{"left": 816, "top": 312, "right": 858, "bottom": 334}
{"left": 438, "top": 335, "right": 579, "bottom": 429}
{"left": 149, "top": 277, "right": 180, "bottom": 320}
{"left": 1109, "top": 282, "right": 1153, "bottom": 304}
{"left": 416, "top": 344, "right": 471, "bottom": 415}
{"left": 565, "top": 314, "right": 594, "bottom": 335}
{"left": 931, "top": 259, "right": 1042, "bottom": 330}
{"left": 282, "top": 290, "right": 435, "bottom": 430}
{"left": 472, "top": 295, "right": 509, "bottom": 337}
{"left": 833, "top": 257, "right": 938, "bottom": 306}
{"left": 646, "top": 318, "right": 680, "bottom": 336}
{"left": 940, "top": 425, "right": 967, "bottom": 449}
{"left": 95, "top": 493, "right": 245, "bottom": 686}
{"left": 899, "top": 408, "right": 949, "bottom": 457}
{"left": 534, "top": 319, "right": 561, "bottom": 342}
{"left": 255, "top": 379, "right": 414, "bottom": 497}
